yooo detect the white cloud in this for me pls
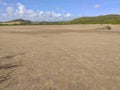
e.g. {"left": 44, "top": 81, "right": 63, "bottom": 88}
{"left": 16, "top": 3, "right": 26, "bottom": 15}
{"left": 2, "top": 2, "right": 7, "bottom": 6}
{"left": 64, "top": 13, "right": 71, "bottom": 17}
{"left": 0, "top": 0, "right": 7, "bottom": 6}
{"left": 1, "top": 3, "right": 73, "bottom": 21}
{"left": 7, "top": 7, "right": 13, "bottom": 14}
{"left": 2, "top": 13, "right": 6, "bottom": 16}
{"left": 94, "top": 4, "right": 101, "bottom": 8}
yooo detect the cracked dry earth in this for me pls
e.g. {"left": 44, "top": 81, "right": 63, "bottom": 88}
{"left": 0, "top": 25, "right": 120, "bottom": 90}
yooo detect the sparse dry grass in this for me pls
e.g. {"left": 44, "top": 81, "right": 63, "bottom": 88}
{"left": 0, "top": 25, "right": 120, "bottom": 90}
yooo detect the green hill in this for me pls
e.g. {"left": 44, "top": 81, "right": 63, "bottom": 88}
{"left": 0, "top": 19, "right": 32, "bottom": 25}
{"left": 7, "top": 19, "right": 32, "bottom": 25}
{"left": 67, "top": 14, "right": 120, "bottom": 24}
{"left": 1, "top": 14, "right": 120, "bottom": 25}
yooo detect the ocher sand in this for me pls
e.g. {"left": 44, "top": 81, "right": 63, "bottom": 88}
{"left": 0, "top": 25, "right": 120, "bottom": 90}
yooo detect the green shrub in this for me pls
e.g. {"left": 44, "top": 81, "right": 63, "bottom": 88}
{"left": 104, "top": 26, "right": 111, "bottom": 30}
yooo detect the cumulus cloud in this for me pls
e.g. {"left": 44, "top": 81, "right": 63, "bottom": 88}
{"left": 16, "top": 3, "right": 26, "bottom": 15}
{"left": 2, "top": 2, "right": 7, "bottom": 6}
{"left": 7, "top": 7, "right": 13, "bottom": 14}
{"left": 2, "top": 13, "right": 6, "bottom": 16}
{"left": 94, "top": 4, "right": 101, "bottom": 8}
{"left": 0, "top": 0, "right": 7, "bottom": 6}
{"left": 64, "top": 13, "right": 71, "bottom": 17}
{"left": 1, "top": 2, "right": 73, "bottom": 21}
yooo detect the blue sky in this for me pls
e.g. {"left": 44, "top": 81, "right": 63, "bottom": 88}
{"left": 0, "top": 0, "right": 120, "bottom": 21}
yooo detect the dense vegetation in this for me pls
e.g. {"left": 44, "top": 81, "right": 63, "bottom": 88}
{"left": 0, "top": 14, "right": 120, "bottom": 25}
{"left": 68, "top": 14, "right": 120, "bottom": 24}
{"left": 8, "top": 19, "right": 32, "bottom": 25}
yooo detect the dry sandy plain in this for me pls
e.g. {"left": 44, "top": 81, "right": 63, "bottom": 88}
{"left": 0, "top": 25, "right": 120, "bottom": 90}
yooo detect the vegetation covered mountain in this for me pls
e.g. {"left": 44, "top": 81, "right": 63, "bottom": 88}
{"left": 0, "top": 19, "right": 32, "bottom": 25}
{"left": 7, "top": 19, "right": 32, "bottom": 24}
{"left": 0, "top": 14, "right": 120, "bottom": 25}
{"left": 68, "top": 14, "right": 120, "bottom": 24}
